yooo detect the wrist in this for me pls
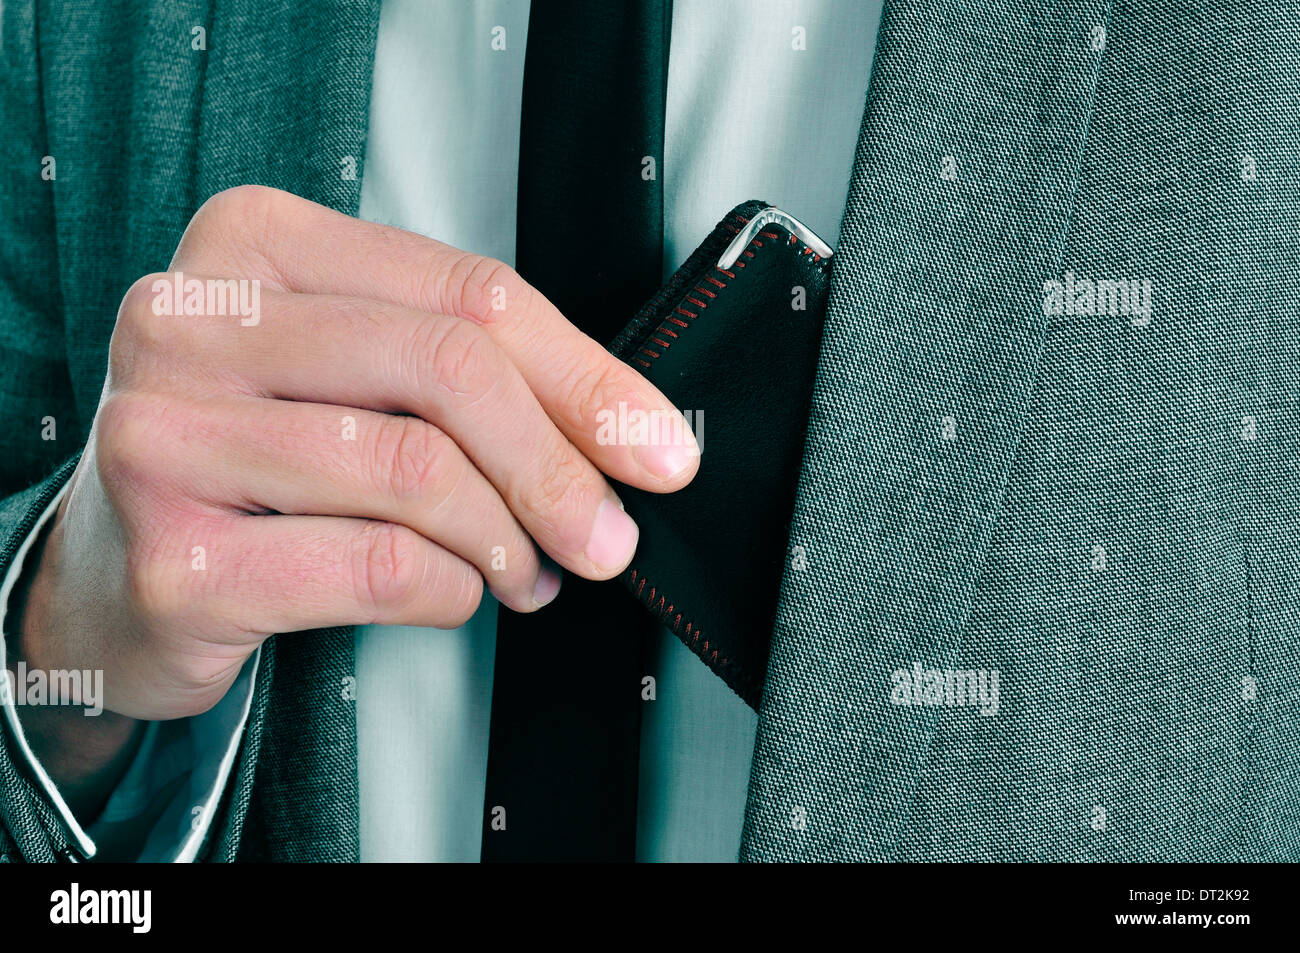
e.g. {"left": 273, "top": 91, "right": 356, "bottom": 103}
{"left": 6, "top": 502, "right": 144, "bottom": 821}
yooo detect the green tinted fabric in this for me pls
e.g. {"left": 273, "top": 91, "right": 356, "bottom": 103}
{"left": 742, "top": 0, "right": 1300, "bottom": 861}
{"left": 3, "top": 0, "right": 1299, "bottom": 863}
{"left": 0, "top": 0, "right": 379, "bottom": 862}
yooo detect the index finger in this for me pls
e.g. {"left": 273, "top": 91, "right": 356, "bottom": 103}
{"left": 175, "top": 186, "right": 700, "bottom": 492}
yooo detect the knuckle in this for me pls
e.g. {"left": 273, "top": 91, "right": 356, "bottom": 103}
{"left": 439, "top": 569, "right": 485, "bottom": 630}
{"left": 519, "top": 452, "right": 601, "bottom": 553}
{"left": 351, "top": 522, "right": 425, "bottom": 616}
{"left": 446, "top": 254, "right": 527, "bottom": 327}
{"left": 559, "top": 359, "right": 632, "bottom": 432}
{"left": 94, "top": 393, "right": 169, "bottom": 487}
{"left": 195, "top": 184, "right": 286, "bottom": 231}
{"left": 119, "top": 272, "right": 171, "bottom": 323}
{"left": 179, "top": 185, "right": 295, "bottom": 281}
{"left": 371, "top": 415, "right": 450, "bottom": 503}
{"left": 490, "top": 540, "right": 540, "bottom": 598}
{"left": 110, "top": 273, "right": 177, "bottom": 376}
{"left": 123, "top": 535, "right": 189, "bottom": 622}
{"left": 419, "top": 318, "right": 498, "bottom": 401}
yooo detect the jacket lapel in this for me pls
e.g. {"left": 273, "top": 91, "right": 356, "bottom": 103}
{"left": 194, "top": 0, "right": 380, "bottom": 209}
{"left": 38, "top": 0, "right": 379, "bottom": 435}
{"left": 40, "top": 0, "right": 213, "bottom": 425}
{"left": 742, "top": 0, "right": 1110, "bottom": 860}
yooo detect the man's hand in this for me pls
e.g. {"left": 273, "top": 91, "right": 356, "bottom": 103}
{"left": 16, "top": 186, "right": 697, "bottom": 767}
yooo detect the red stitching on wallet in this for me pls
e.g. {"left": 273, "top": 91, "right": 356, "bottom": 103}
{"left": 675, "top": 306, "right": 697, "bottom": 319}
{"left": 693, "top": 286, "right": 717, "bottom": 298}
{"left": 651, "top": 336, "right": 672, "bottom": 349}
{"left": 667, "top": 316, "right": 689, "bottom": 329}
{"left": 706, "top": 276, "right": 726, "bottom": 289}
{"left": 685, "top": 296, "right": 708, "bottom": 309}
{"left": 624, "top": 565, "right": 754, "bottom": 691}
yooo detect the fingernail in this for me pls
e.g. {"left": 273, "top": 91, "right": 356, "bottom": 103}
{"left": 635, "top": 443, "right": 695, "bottom": 481}
{"left": 585, "top": 498, "right": 639, "bottom": 572}
{"left": 532, "top": 563, "right": 563, "bottom": 608}
{"left": 634, "top": 418, "right": 700, "bottom": 480}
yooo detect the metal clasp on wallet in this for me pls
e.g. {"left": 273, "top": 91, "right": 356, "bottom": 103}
{"left": 716, "top": 206, "right": 833, "bottom": 270}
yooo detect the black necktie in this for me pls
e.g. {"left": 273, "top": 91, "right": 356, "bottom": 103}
{"left": 481, "top": 0, "right": 672, "bottom": 861}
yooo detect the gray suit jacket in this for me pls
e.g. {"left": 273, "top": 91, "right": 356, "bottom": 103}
{"left": 2, "top": 0, "right": 1298, "bottom": 862}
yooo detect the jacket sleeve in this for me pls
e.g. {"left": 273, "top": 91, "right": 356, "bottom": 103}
{"left": 0, "top": 460, "right": 85, "bottom": 862}
{"left": 0, "top": 0, "right": 92, "bottom": 863}
{"left": 0, "top": 0, "right": 265, "bottom": 865}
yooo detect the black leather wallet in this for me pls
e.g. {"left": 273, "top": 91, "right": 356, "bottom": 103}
{"left": 607, "top": 200, "right": 832, "bottom": 709}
